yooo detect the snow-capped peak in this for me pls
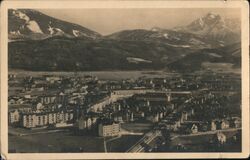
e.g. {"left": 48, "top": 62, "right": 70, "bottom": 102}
{"left": 204, "top": 12, "right": 221, "bottom": 22}
{"left": 206, "top": 12, "right": 219, "bottom": 19}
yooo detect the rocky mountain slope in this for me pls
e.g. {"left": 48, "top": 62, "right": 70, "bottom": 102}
{"left": 174, "top": 12, "right": 240, "bottom": 45}
{"left": 108, "top": 13, "right": 240, "bottom": 48}
{"left": 8, "top": 9, "right": 101, "bottom": 41}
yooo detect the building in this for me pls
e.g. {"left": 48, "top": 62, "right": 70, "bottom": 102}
{"left": 229, "top": 117, "right": 241, "bottom": 128}
{"left": 215, "top": 132, "right": 227, "bottom": 144}
{"left": 134, "top": 92, "right": 171, "bottom": 102}
{"left": 180, "top": 123, "right": 199, "bottom": 134}
{"left": 21, "top": 110, "right": 73, "bottom": 128}
{"left": 39, "top": 95, "right": 57, "bottom": 105}
{"left": 165, "top": 121, "right": 179, "bottom": 131}
{"left": 113, "top": 112, "right": 124, "bottom": 123}
{"left": 210, "top": 121, "right": 217, "bottom": 131}
{"left": 48, "top": 112, "right": 57, "bottom": 124}
{"left": 9, "top": 110, "right": 20, "bottom": 124}
{"left": 180, "top": 111, "right": 188, "bottom": 123}
{"left": 56, "top": 92, "right": 68, "bottom": 105}
{"left": 111, "top": 89, "right": 154, "bottom": 97}
{"left": 98, "top": 122, "right": 120, "bottom": 137}
{"left": 190, "top": 124, "right": 198, "bottom": 134}
{"left": 220, "top": 120, "right": 230, "bottom": 130}
{"left": 146, "top": 113, "right": 159, "bottom": 123}
{"left": 22, "top": 113, "right": 37, "bottom": 128}
{"left": 78, "top": 116, "right": 98, "bottom": 130}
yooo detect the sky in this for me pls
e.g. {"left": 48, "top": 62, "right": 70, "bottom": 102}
{"left": 38, "top": 8, "right": 240, "bottom": 35}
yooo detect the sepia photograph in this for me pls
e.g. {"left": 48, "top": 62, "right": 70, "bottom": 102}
{"left": 0, "top": 0, "right": 249, "bottom": 159}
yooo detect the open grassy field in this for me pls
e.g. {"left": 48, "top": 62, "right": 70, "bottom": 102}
{"left": 106, "top": 135, "right": 143, "bottom": 152}
{"left": 168, "top": 129, "right": 241, "bottom": 152}
{"left": 121, "top": 122, "right": 154, "bottom": 133}
{"left": 201, "top": 62, "right": 241, "bottom": 74}
{"left": 9, "top": 131, "right": 104, "bottom": 153}
{"left": 171, "top": 129, "right": 240, "bottom": 146}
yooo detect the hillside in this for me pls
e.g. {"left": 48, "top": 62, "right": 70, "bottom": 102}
{"left": 8, "top": 37, "right": 197, "bottom": 71}
{"left": 167, "top": 43, "right": 241, "bottom": 72}
{"left": 8, "top": 9, "right": 101, "bottom": 41}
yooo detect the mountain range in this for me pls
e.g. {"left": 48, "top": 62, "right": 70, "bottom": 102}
{"left": 8, "top": 9, "right": 101, "bottom": 41}
{"left": 8, "top": 9, "right": 241, "bottom": 72}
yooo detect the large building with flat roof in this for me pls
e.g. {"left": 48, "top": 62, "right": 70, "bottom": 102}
{"left": 98, "top": 121, "right": 120, "bottom": 137}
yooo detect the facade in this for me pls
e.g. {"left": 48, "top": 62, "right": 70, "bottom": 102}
{"left": 210, "top": 121, "right": 217, "bottom": 131}
{"left": 180, "top": 111, "right": 188, "bottom": 123}
{"left": 190, "top": 124, "right": 198, "bottom": 134}
{"left": 220, "top": 120, "right": 230, "bottom": 130}
{"left": 39, "top": 95, "right": 57, "bottom": 104}
{"left": 165, "top": 121, "right": 179, "bottom": 131}
{"left": 78, "top": 116, "right": 98, "bottom": 130}
{"left": 216, "top": 132, "right": 227, "bottom": 144}
{"left": 98, "top": 122, "right": 120, "bottom": 137}
{"left": 146, "top": 113, "right": 159, "bottom": 123}
{"left": 9, "top": 110, "right": 20, "bottom": 124}
{"left": 134, "top": 92, "right": 171, "bottom": 102}
{"left": 21, "top": 111, "right": 73, "bottom": 128}
{"left": 230, "top": 117, "right": 241, "bottom": 128}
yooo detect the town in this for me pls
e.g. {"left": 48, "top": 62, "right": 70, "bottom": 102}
{"left": 8, "top": 71, "right": 242, "bottom": 152}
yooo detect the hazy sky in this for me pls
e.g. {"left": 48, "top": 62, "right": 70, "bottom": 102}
{"left": 38, "top": 8, "right": 240, "bottom": 35}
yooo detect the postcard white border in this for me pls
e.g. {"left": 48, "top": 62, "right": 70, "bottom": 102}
{"left": 1, "top": 0, "right": 249, "bottom": 159}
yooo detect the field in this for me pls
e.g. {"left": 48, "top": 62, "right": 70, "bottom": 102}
{"left": 9, "top": 131, "right": 104, "bottom": 153}
{"left": 121, "top": 122, "right": 154, "bottom": 133}
{"left": 201, "top": 62, "right": 241, "bottom": 74}
{"left": 9, "top": 70, "right": 179, "bottom": 80}
{"left": 168, "top": 129, "right": 241, "bottom": 152}
{"left": 106, "top": 135, "right": 143, "bottom": 152}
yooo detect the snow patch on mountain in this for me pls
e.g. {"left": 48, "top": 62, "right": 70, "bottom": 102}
{"left": 13, "top": 10, "right": 30, "bottom": 22}
{"left": 166, "top": 43, "right": 190, "bottom": 48}
{"left": 55, "top": 28, "right": 64, "bottom": 34}
{"left": 189, "top": 38, "right": 205, "bottom": 45}
{"left": 48, "top": 25, "right": 54, "bottom": 34}
{"left": 27, "top": 20, "right": 43, "bottom": 33}
{"left": 10, "top": 30, "right": 21, "bottom": 35}
{"left": 198, "top": 18, "right": 204, "bottom": 27}
{"left": 127, "top": 57, "right": 152, "bottom": 64}
{"left": 47, "top": 25, "right": 64, "bottom": 35}
{"left": 163, "top": 33, "right": 169, "bottom": 39}
{"left": 208, "top": 53, "right": 222, "bottom": 58}
{"left": 73, "top": 30, "right": 80, "bottom": 37}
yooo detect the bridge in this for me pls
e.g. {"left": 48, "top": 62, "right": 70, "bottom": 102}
{"left": 126, "top": 130, "right": 162, "bottom": 152}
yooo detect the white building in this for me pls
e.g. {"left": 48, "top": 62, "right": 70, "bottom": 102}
{"left": 98, "top": 122, "right": 120, "bottom": 137}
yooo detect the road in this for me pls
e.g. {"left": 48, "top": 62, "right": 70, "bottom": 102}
{"left": 103, "top": 134, "right": 122, "bottom": 152}
{"left": 170, "top": 128, "right": 241, "bottom": 140}
{"left": 9, "top": 128, "right": 69, "bottom": 136}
